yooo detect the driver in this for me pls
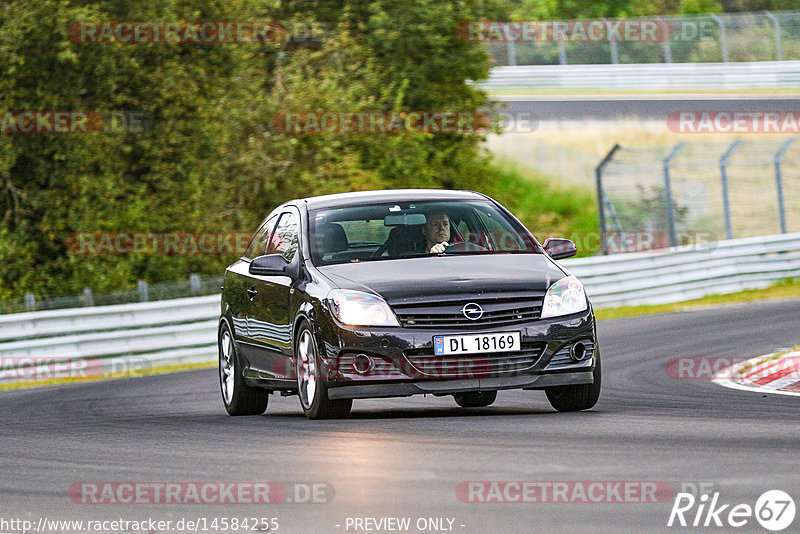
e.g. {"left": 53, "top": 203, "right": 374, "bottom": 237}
{"left": 423, "top": 211, "right": 451, "bottom": 253}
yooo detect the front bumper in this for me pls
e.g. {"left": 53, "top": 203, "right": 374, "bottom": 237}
{"left": 319, "top": 308, "right": 597, "bottom": 400}
{"left": 327, "top": 371, "right": 594, "bottom": 400}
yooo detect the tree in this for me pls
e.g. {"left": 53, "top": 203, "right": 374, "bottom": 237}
{"left": 0, "top": 0, "right": 505, "bottom": 298}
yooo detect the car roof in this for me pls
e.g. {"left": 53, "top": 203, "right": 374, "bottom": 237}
{"left": 296, "top": 189, "right": 488, "bottom": 210}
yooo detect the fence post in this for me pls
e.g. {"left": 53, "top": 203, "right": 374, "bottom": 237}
{"left": 82, "top": 288, "right": 94, "bottom": 307}
{"left": 774, "top": 137, "right": 797, "bottom": 234}
{"left": 604, "top": 19, "right": 619, "bottom": 64}
{"left": 595, "top": 144, "right": 621, "bottom": 255}
{"left": 137, "top": 280, "right": 149, "bottom": 302}
{"left": 709, "top": 13, "right": 729, "bottom": 62}
{"left": 190, "top": 273, "right": 201, "bottom": 293}
{"left": 24, "top": 293, "right": 36, "bottom": 312}
{"left": 764, "top": 11, "right": 783, "bottom": 61}
{"left": 663, "top": 142, "right": 686, "bottom": 247}
{"left": 506, "top": 39, "right": 517, "bottom": 66}
{"left": 656, "top": 17, "right": 672, "bottom": 63}
{"left": 719, "top": 140, "right": 742, "bottom": 240}
{"left": 557, "top": 41, "right": 567, "bottom": 65}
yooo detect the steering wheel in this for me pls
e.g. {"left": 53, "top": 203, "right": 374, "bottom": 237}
{"left": 444, "top": 241, "right": 487, "bottom": 253}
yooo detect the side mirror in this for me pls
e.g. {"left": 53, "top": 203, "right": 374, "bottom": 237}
{"left": 249, "top": 254, "right": 291, "bottom": 276}
{"left": 543, "top": 238, "right": 577, "bottom": 260}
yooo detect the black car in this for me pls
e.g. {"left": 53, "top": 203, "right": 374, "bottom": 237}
{"left": 219, "top": 189, "right": 600, "bottom": 419}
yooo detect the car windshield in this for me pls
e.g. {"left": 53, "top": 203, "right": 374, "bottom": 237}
{"left": 309, "top": 200, "right": 541, "bottom": 265}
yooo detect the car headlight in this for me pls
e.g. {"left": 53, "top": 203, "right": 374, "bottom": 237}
{"left": 327, "top": 290, "right": 400, "bottom": 327}
{"left": 541, "top": 276, "right": 588, "bottom": 318}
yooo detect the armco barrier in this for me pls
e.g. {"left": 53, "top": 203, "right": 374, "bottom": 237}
{"left": 479, "top": 61, "right": 800, "bottom": 91}
{"left": 0, "top": 295, "right": 219, "bottom": 384}
{"left": 0, "top": 294, "right": 219, "bottom": 342}
{"left": 564, "top": 233, "right": 800, "bottom": 307}
{"left": 1, "top": 232, "right": 799, "bottom": 383}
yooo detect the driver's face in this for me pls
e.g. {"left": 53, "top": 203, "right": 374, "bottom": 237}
{"left": 424, "top": 213, "right": 450, "bottom": 243}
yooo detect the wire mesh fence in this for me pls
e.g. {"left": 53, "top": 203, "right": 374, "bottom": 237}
{"left": 0, "top": 274, "right": 223, "bottom": 314}
{"left": 485, "top": 10, "right": 800, "bottom": 66}
{"left": 596, "top": 137, "right": 800, "bottom": 254}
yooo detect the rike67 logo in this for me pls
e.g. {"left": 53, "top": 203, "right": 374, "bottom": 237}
{"left": 668, "top": 490, "right": 796, "bottom": 531}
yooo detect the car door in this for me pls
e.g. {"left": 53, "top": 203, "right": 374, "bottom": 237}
{"left": 226, "top": 215, "right": 277, "bottom": 345}
{"left": 246, "top": 209, "right": 301, "bottom": 378}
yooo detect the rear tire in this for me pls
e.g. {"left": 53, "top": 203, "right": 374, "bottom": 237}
{"left": 454, "top": 390, "right": 497, "bottom": 408}
{"left": 219, "top": 323, "right": 269, "bottom": 416}
{"left": 296, "top": 322, "right": 352, "bottom": 420}
{"left": 545, "top": 349, "right": 602, "bottom": 412}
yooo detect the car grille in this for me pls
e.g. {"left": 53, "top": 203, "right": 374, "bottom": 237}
{"left": 546, "top": 339, "right": 595, "bottom": 369}
{"left": 391, "top": 293, "right": 545, "bottom": 329}
{"left": 403, "top": 343, "right": 545, "bottom": 378}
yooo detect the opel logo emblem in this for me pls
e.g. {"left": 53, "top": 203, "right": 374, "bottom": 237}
{"left": 462, "top": 302, "right": 484, "bottom": 320}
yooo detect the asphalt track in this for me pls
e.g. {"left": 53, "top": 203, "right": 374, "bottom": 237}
{"left": 1, "top": 298, "right": 799, "bottom": 534}
{"left": 495, "top": 96, "right": 800, "bottom": 120}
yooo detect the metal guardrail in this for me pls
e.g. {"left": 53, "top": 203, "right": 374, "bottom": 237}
{"left": 479, "top": 61, "right": 800, "bottom": 90}
{"left": 0, "top": 295, "right": 219, "bottom": 342}
{"left": 0, "top": 295, "right": 219, "bottom": 384}
{"left": 564, "top": 232, "right": 800, "bottom": 307}
{"left": 486, "top": 11, "right": 800, "bottom": 66}
{"left": 2, "top": 233, "right": 799, "bottom": 383}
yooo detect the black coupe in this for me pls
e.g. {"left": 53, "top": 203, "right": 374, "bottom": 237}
{"left": 219, "top": 189, "right": 600, "bottom": 419}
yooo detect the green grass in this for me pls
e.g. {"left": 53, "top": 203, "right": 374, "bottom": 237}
{"left": 595, "top": 278, "right": 800, "bottom": 320}
{"left": 482, "top": 159, "right": 599, "bottom": 257}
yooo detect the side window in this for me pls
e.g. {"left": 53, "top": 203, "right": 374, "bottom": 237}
{"left": 243, "top": 215, "right": 277, "bottom": 260}
{"left": 477, "top": 210, "right": 524, "bottom": 251}
{"left": 267, "top": 211, "right": 300, "bottom": 262}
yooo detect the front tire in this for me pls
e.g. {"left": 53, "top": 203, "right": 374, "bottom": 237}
{"left": 545, "top": 349, "right": 602, "bottom": 412}
{"left": 219, "top": 323, "right": 269, "bottom": 416}
{"left": 454, "top": 390, "right": 497, "bottom": 407}
{"left": 296, "top": 322, "right": 352, "bottom": 420}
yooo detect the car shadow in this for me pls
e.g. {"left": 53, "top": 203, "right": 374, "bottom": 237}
{"left": 262, "top": 406, "right": 591, "bottom": 420}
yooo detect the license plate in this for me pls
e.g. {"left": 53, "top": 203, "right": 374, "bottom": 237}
{"left": 433, "top": 332, "right": 521, "bottom": 355}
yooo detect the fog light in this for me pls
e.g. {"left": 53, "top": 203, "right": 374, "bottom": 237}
{"left": 570, "top": 342, "right": 588, "bottom": 362}
{"left": 353, "top": 354, "right": 374, "bottom": 375}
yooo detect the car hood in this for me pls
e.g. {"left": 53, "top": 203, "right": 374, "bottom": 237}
{"left": 316, "top": 254, "right": 565, "bottom": 304}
